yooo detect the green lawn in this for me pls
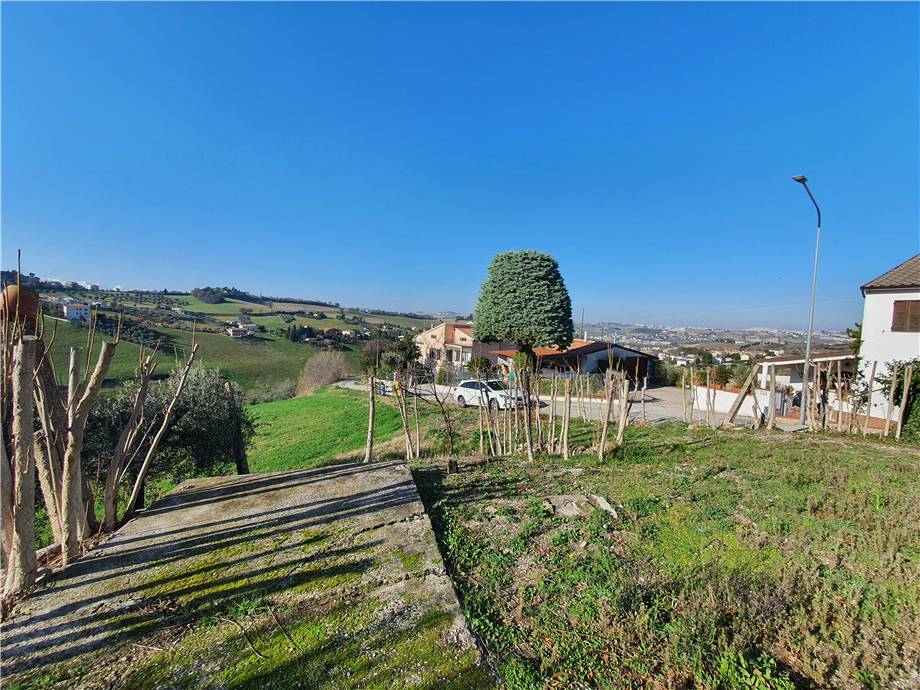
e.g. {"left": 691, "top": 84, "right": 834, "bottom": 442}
{"left": 412, "top": 425, "right": 920, "bottom": 690}
{"left": 247, "top": 387, "right": 404, "bottom": 473}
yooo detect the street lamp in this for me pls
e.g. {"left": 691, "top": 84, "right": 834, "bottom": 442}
{"left": 792, "top": 175, "right": 822, "bottom": 425}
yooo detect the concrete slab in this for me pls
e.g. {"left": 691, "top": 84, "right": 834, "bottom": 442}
{"left": 2, "top": 460, "right": 490, "bottom": 688}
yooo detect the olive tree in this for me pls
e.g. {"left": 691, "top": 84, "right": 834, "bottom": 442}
{"left": 83, "top": 364, "right": 253, "bottom": 529}
{"left": 474, "top": 251, "right": 574, "bottom": 459}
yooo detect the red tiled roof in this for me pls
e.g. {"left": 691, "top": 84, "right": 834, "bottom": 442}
{"left": 494, "top": 339, "right": 626, "bottom": 359}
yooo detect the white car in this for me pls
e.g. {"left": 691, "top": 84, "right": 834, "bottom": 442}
{"left": 453, "top": 379, "right": 524, "bottom": 410}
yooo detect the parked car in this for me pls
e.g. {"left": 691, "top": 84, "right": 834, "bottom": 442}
{"left": 453, "top": 379, "right": 524, "bottom": 410}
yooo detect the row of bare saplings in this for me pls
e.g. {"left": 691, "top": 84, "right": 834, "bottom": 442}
{"left": 2, "top": 312, "right": 198, "bottom": 599}
{"left": 676, "top": 366, "right": 775, "bottom": 430}
{"left": 799, "top": 359, "right": 914, "bottom": 439}
{"left": 366, "top": 349, "right": 651, "bottom": 467}
{"left": 677, "top": 360, "right": 915, "bottom": 439}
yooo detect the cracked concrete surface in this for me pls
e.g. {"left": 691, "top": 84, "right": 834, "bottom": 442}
{"left": 2, "top": 460, "right": 483, "bottom": 688}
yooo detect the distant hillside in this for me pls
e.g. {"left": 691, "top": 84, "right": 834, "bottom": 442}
{"left": 31, "top": 285, "right": 437, "bottom": 396}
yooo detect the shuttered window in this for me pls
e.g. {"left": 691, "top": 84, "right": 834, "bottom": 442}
{"left": 891, "top": 300, "right": 920, "bottom": 332}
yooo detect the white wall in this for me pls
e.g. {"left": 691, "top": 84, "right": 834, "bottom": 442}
{"left": 693, "top": 387, "right": 784, "bottom": 417}
{"left": 859, "top": 289, "right": 920, "bottom": 380}
{"left": 758, "top": 368, "right": 800, "bottom": 390}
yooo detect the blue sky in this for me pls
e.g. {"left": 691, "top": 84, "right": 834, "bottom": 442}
{"left": 3, "top": 2, "right": 918, "bottom": 329}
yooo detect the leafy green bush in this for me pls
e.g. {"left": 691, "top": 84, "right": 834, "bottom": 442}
{"left": 84, "top": 367, "right": 254, "bottom": 485}
{"left": 713, "top": 364, "right": 733, "bottom": 387}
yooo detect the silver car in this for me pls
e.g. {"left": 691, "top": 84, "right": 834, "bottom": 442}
{"left": 453, "top": 379, "right": 524, "bottom": 410}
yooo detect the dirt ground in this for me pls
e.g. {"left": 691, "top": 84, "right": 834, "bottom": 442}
{"left": 2, "top": 460, "right": 490, "bottom": 689}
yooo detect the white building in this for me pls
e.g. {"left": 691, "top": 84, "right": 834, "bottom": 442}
{"left": 859, "top": 253, "right": 920, "bottom": 379}
{"left": 857, "top": 254, "right": 920, "bottom": 421}
{"left": 63, "top": 303, "right": 91, "bottom": 322}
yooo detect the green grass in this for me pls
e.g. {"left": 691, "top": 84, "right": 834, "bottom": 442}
{"left": 39, "top": 316, "right": 176, "bottom": 382}
{"left": 247, "top": 387, "right": 403, "bottom": 473}
{"left": 412, "top": 424, "right": 920, "bottom": 689}
{"left": 39, "top": 316, "right": 361, "bottom": 392}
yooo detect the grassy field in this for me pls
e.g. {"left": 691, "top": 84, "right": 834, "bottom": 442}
{"left": 38, "top": 316, "right": 361, "bottom": 392}
{"left": 42, "top": 288, "right": 432, "bottom": 328}
{"left": 247, "top": 387, "right": 405, "bottom": 472}
{"left": 39, "top": 316, "right": 177, "bottom": 382}
{"left": 412, "top": 426, "right": 920, "bottom": 690}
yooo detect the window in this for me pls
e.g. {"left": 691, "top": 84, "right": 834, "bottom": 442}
{"left": 892, "top": 300, "right": 920, "bottom": 332}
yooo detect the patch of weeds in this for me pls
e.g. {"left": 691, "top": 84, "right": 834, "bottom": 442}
{"left": 413, "top": 422, "right": 920, "bottom": 688}
{"left": 709, "top": 651, "right": 796, "bottom": 690}
{"left": 394, "top": 548, "right": 423, "bottom": 573}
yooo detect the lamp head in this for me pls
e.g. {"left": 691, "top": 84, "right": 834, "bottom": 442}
{"left": 792, "top": 175, "right": 808, "bottom": 184}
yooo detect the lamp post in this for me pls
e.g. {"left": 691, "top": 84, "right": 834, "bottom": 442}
{"left": 792, "top": 175, "right": 821, "bottom": 426}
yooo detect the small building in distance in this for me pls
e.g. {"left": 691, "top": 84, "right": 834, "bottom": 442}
{"left": 495, "top": 339, "right": 658, "bottom": 379}
{"left": 63, "top": 303, "right": 91, "bottom": 322}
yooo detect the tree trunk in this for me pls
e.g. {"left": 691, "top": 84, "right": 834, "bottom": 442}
{"left": 234, "top": 443, "right": 250, "bottom": 475}
{"left": 533, "top": 371, "right": 543, "bottom": 451}
{"left": 123, "top": 344, "right": 197, "bottom": 521}
{"left": 32, "top": 347, "right": 67, "bottom": 547}
{"left": 104, "top": 366, "right": 152, "bottom": 531}
{"left": 862, "top": 361, "right": 877, "bottom": 437}
{"left": 835, "top": 360, "right": 844, "bottom": 432}
{"left": 60, "top": 348, "right": 84, "bottom": 562}
{"left": 883, "top": 364, "right": 898, "bottom": 438}
{"left": 1, "top": 427, "right": 15, "bottom": 568}
{"left": 681, "top": 370, "right": 687, "bottom": 422}
{"left": 136, "top": 473, "right": 146, "bottom": 510}
{"left": 896, "top": 364, "right": 914, "bottom": 441}
{"left": 61, "top": 341, "right": 116, "bottom": 560}
{"left": 364, "top": 373, "right": 375, "bottom": 464}
{"left": 521, "top": 370, "right": 535, "bottom": 461}
{"left": 561, "top": 378, "right": 571, "bottom": 459}
{"left": 767, "top": 365, "right": 777, "bottom": 430}
{"left": 396, "top": 385, "right": 413, "bottom": 461}
{"left": 5, "top": 337, "right": 38, "bottom": 596}
{"left": 597, "top": 371, "right": 615, "bottom": 460}
{"left": 475, "top": 371, "right": 486, "bottom": 457}
{"left": 615, "top": 375, "right": 631, "bottom": 448}
{"left": 33, "top": 433, "right": 64, "bottom": 546}
{"left": 705, "top": 368, "right": 713, "bottom": 428}
{"left": 548, "top": 372, "right": 557, "bottom": 453}
{"left": 413, "top": 388, "right": 421, "bottom": 459}
{"left": 640, "top": 376, "right": 648, "bottom": 424}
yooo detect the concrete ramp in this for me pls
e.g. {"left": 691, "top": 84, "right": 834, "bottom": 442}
{"left": 2, "top": 460, "right": 491, "bottom": 689}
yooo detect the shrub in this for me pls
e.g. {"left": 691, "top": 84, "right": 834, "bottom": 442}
{"left": 83, "top": 367, "right": 255, "bottom": 484}
{"left": 246, "top": 378, "right": 297, "bottom": 404}
{"left": 437, "top": 367, "right": 449, "bottom": 386}
{"left": 467, "top": 356, "right": 493, "bottom": 378}
{"left": 713, "top": 364, "right": 733, "bottom": 387}
{"left": 296, "top": 351, "right": 347, "bottom": 395}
